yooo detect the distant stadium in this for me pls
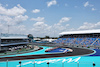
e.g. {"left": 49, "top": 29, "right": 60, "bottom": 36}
{"left": 55, "top": 29, "right": 100, "bottom": 48}
{"left": 1, "top": 29, "right": 100, "bottom": 67}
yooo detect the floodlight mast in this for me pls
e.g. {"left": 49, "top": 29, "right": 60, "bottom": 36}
{"left": 8, "top": 25, "right": 9, "bottom": 34}
{"left": 0, "top": 33, "right": 1, "bottom": 51}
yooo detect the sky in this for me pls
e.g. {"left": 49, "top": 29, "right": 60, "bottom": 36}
{"left": 0, "top": 0, "right": 100, "bottom": 37}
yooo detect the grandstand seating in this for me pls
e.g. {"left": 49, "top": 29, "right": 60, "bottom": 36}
{"left": 53, "top": 37, "right": 100, "bottom": 46}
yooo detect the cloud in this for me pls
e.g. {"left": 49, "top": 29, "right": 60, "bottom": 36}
{"left": 0, "top": 21, "right": 27, "bottom": 34}
{"left": 47, "top": 0, "right": 57, "bottom": 7}
{"left": 0, "top": 4, "right": 26, "bottom": 16}
{"left": 57, "top": 17, "right": 71, "bottom": 25}
{"left": 0, "top": 4, "right": 28, "bottom": 34}
{"left": 17, "top": 25, "right": 26, "bottom": 32}
{"left": 92, "top": 8, "right": 96, "bottom": 11}
{"left": 84, "top": 1, "right": 94, "bottom": 7}
{"left": 0, "top": 4, "right": 28, "bottom": 25}
{"left": 59, "top": 17, "right": 71, "bottom": 23}
{"left": 32, "top": 9, "right": 40, "bottom": 13}
{"left": 84, "top": 1, "right": 89, "bottom": 7}
{"left": 30, "top": 17, "right": 44, "bottom": 22}
{"left": 31, "top": 22, "right": 70, "bottom": 37}
{"left": 33, "top": 22, "right": 50, "bottom": 31}
{"left": 32, "top": 22, "right": 52, "bottom": 36}
{"left": 13, "top": 15, "right": 28, "bottom": 24}
{"left": 31, "top": 17, "right": 70, "bottom": 37}
{"left": 0, "top": 15, "right": 28, "bottom": 25}
{"left": 83, "top": 1, "right": 96, "bottom": 11}
{"left": 78, "top": 22, "right": 100, "bottom": 30}
{"left": 11, "top": 25, "right": 27, "bottom": 34}
{"left": 53, "top": 23, "right": 69, "bottom": 31}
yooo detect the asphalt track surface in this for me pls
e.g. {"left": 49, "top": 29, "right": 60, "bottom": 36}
{"left": 0, "top": 47, "right": 94, "bottom": 62}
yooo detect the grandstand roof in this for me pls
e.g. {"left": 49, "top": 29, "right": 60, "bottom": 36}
{"left": 1, "top": 33, "right": 28, "bottom": 39}
{"left": 59, "top": 29, "right": 100, "bottom": 35}
{"left": 1, "top": 37, "right": 28, "bottom": 39}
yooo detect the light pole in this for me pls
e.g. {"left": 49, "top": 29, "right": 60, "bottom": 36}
{"left": 19, "top": 61, "right": 21, "bottom": 67}
{"left": 77, "top": 62, "right": 79, "bottom": 67}
{"left": 62, "top": 62, "right": 64, "bottom": 67}
{"left": 33, "top": 60, "right": 35, "bottom": 67}
{"left": 62, "top": 60, "right": 65, "bottom": 67}
{"left": 0, "top": 33, "right": 1, "bottom": 51}
{"left": 93, "top": 62, "right": 95, "bottom": 67}
{"left": 8, "top": 25, "right": 9, "bottom": 34}
{"left": 6, "top": 60, "right": 8, "bottom": 67}
{"left": 47, "top": 62, "right": 49, "bottom": 67}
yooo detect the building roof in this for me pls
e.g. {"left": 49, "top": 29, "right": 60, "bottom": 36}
{"left": 1, "top": 33, "right": 28, "bottom": 39}
{"left": 1, "top": 37, "right": 28, "bottom": 39}
{"left": 59, "top": 29, "right": 100, "bottom": 35}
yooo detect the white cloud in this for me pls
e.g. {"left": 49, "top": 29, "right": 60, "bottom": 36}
{"left": 0, "top": 22, "right": 4, "bottom": 30}
{"left": 59, "top": 17, "right": 71, "bottom": 23}
{"left": 47, "top": 0, "right": 57, "bottom": 7}
{"left": 33, "top": 22, "right": 45, "bottom": 27}
{"left": 92, "top": 8, "right": 96, "bottom": 11}
{"left": 30, "top": 17, "right": 44, "bottom": 22}
{"left": 66, "top": 24, "right": 69, "bottom": 27}
{"left": 17, "top": 25, "right": 26, "bottom": 31}
{"left": 0, "top": 15, "right": 28, "bottom": 25}
{"left": 0, "top": 4, "right": 26, "bottom": 16}
{"left": 32, "top": 9, "right": 40, "bottom": 13}
{"left": 83, "top": 1, "right": 96, "bottom": 11}
{"left": 9, "top": 25, "right": 26, "bottom": 34}
{"left": 78, "top": 22, "right": 100, "bottom": 30}
{"left": 0, "top": 4, "right": 28, "bottom": 34}
{"left": 53, "top": 23, "right": 69, "bottom": 32}
{"left": 32, "top": 22, "right": 52, "bottom": 36}
{"left": 0, "top": 22, "right": 27, "bottom": 34}
{"left": 57, "top": 17, "right": 71, "bottom": 25}
{"left": 84, "top": 1, "right": 94, "bottom": 7}
{"left": 31, "top": 17, "right": 70, "bottom": 37}
{"left": 13, "top": 15, "right": 28, "bottom": 24}
{"left": 84, "top": 1, "right": 89, "bottom": 7}
{"left": 0, "top": 4, "right": 28, "bottom": 25}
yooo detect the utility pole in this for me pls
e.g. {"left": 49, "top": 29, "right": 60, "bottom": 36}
{"left": 0, "top": 33, "right": 1, "bottom": 51}
{"left": 8, "top": 25, "right": 10, "bottom": 34}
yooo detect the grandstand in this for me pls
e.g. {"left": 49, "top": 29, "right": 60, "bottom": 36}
{"left": 54, "top": 29, "right": 100, "bottom": 48}
{"left": 1, "top": 30, "right": 100, "bottom": 67}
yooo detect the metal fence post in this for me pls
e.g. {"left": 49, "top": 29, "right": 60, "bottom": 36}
{"left": 6, "top": 60, "right": 8, "bottom": 67}
{"left": 47, "top": 62, "right": 49, "bottom": 67}
{"left": 19, "top": 61, "right": 21, "bottom": 67}
{"left": 33, "top": 60, "right": 35, "bottom": 67}
{"left": 77, "top": 62, "right": 79, "bottom": 67}
{"left": 93, "top": 62, "right": 95, "bottom": 67}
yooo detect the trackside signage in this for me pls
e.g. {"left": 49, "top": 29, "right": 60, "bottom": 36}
{"left": 17, "top": 57, "right": 81, "bottom": 67}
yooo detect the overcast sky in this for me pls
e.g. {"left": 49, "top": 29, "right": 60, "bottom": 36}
{"left": 0, "top": 0, "right": 100, "bottom": 37}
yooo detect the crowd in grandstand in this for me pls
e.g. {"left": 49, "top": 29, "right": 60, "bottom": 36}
{"left": 54, "top": 37, "right": 100, "bottom": 46}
